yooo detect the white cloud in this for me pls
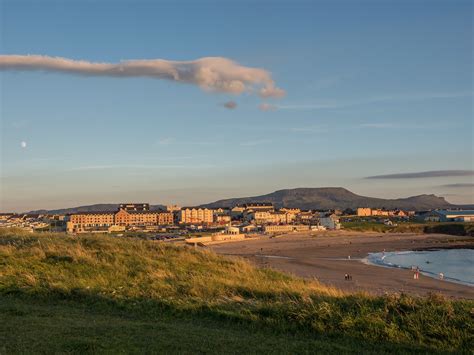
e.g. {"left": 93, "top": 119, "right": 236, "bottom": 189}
{"left": 240, "top": 139, "right": 272, "bottom": 146}
{"left": 277, "top": 91, "right": 473, "bottom": 111}
{"left": 359, "top": 123, "right": 395, "bottom": 128}
{"left": 259, "top": 102, "right": 277, "bottom": 111}
{"left": 157, "top": 137, "right": 175, "bottom": 145}
{"left": 70, "top": 164, "right": 215, "bottom": 171}
{"left": 290, "top": 127, "right": 327, "bottom": 133}
{"left": 0, "top": 54, "right": 285, "bottom": 98}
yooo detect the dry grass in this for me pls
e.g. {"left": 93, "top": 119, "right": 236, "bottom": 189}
{"left": 1, "top": 229, "right": 473, "bottom": 352}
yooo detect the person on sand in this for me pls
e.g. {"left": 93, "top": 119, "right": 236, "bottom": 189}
{"left": 439, "top": 272, "right": 444, "bottom": 280}
{"left": 345, "top": 273, "right": 348, "bottom": 281}
{"left": 413, "top": 268, "right": 420, "bottom": 280}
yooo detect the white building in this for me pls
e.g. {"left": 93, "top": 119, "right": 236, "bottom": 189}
{"left": 319, "top": 214, "right": 341, "bottom": 230}
{"left": 421, "top": 210, "right": 474, "bottom": 222}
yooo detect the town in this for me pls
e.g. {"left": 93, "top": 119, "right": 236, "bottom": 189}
{"left": 1, "top": 203, "right": 473, "bottom": 240}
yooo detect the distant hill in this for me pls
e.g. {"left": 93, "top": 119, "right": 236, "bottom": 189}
{"left": 25, "top": 188, "right": 458, "bottom": 214}
{"left": 27, "top": 203, "right": 166, "bottom": 215}
{"left": 202, "top": 187, "right": 454, "bottom": 211}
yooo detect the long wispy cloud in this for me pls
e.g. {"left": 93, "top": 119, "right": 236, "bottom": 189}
{"left": 366, "top": 170, "right": 474, "bottom": 179}
{"left": 70, "top": 164, "right": 215, "bottom": 171}
{"left": 0, "top": 54, "right": 285, "bottom": 98}
{"left": 275, "top": 91, "right": 473, "bottom": 111}
{"left": 259, "top": 102, "right": 277, "bottom": 111}
{"left": 439, "top": 183, "right": 474, "bottom": 188}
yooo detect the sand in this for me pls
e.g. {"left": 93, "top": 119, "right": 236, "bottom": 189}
{"left": 209, "top": 231, "right": 474, "bottom": 299}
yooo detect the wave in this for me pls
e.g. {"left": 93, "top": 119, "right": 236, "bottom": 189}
{"left": 365, "top": 250, "right": 474, "bottom": 287}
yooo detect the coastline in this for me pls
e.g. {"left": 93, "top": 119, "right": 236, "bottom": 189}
{"left": 362, "top": 250, "right": 474, "bottom": 288}
{"left": 209, "top": 231, "right": 474, "bottom": 299}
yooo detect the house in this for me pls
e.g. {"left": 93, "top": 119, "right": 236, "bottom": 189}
{"left": 319, "top": 214, "right": 341, "bottom": 230}
{"left": 214, "top": 214, "right": 231, "bottom": 224}
{"left": 296, "top": 211, "right": 318, "bottom": 224}
{"left": 0, "top": 213, "right": 15, "bottom": 221}
{"left": 230, "top": 206, "right": 245, "bottom": 218}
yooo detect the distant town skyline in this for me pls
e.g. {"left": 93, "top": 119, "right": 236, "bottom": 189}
{"left": 1, "top": 0, "right": 473, "bottom": 212}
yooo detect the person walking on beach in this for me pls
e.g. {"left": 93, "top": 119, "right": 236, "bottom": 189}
{"left": 439, "top": 272, "right": 444, "bottom": 280}
{"left": 413, "top": 267, "right": 420, "bottom": 280}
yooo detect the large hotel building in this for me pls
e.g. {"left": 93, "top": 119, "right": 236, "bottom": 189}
{"left": 66, "top": 203, "right": 173, "bottom": 233}
{"left": 178, "top": 207, "right": 213, "bottom": 224}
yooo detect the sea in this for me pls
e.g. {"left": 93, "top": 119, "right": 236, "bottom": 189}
{"left": 366, "top": 249, "right": 474, "bottom": 286}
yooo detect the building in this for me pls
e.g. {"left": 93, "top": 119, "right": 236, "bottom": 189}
{"left": 0, "top": 213, "right": 15, "bottom": 221}
{"left": 357, "top": 208, "right": 372, "bottom": 217}
{"left": 214, "top": 214, "right": 231, "bottom": 224}
{"left": 244, "top": 210, "right": 295, "bottom": 225}
{"left": 66, "top": 204, "right": 173, "bottom": 233}
{"left": 119, "top": 203, "right": 150, "bottom": 211}
{"left": 230, "top": 206, "right": 245, "bottom": 219}
{"left": 67, "top": 212, "right": 115, "bottom": 233}
{"left": 319, "top": 214, "right": 341, "bottom": 230}
{"left": 213, "top": 207, "right": 228, "bottom": 214}
{"left": 280, "top": 208, "right": 301, "bottom": 214}
{"left": 420, "top": 210, "right": 474, "bottom": 222}
{"left": 243, "top": 202, "right": 274, "bottom": 212}
{"left": 264, "top": 224, "right": 310, "bottom": 234}
{"left": 166, "top": 204, "right": 181, "bottom": 212}
{"left": 179, "top": 207, "right": 213, "bottom": 224}
{"left": 114, "top": 209, "right": 173, "bottom": 227}
{"left": 296, "top": 211, "right": 318, "bottom": 224}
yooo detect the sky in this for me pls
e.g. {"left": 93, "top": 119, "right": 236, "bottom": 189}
{"left": 0, "top": 0, "right": 473, "bottom": 212}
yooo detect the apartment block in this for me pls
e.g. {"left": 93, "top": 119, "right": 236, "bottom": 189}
{"left": 179, "top": 208, "right": 213, "bottom": 224}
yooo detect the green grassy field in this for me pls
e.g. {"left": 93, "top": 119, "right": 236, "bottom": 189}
{"left": 1, "top": 229, "right": 473, "bottom": 353}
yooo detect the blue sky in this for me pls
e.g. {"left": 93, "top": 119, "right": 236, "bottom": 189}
{"left": 1, "top": 0, "right": 473, "bottom": 211}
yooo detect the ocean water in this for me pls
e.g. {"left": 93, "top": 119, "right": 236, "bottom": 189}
{"left": 366, "top": 249, "right": 474, "bottom": 286}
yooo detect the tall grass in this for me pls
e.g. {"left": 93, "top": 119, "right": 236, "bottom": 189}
{"left": 1, "top": 229, "right": 473, "bottom": 352}
{"left": 343, "top": 221, "right": 474, "bottom": 236}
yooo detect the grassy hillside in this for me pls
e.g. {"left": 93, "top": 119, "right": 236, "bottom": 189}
{"left": 1, "top": 230, "right": 473, "bottom": 353}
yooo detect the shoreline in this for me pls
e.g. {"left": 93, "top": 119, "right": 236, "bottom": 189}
{"left": 361, "top": 251, "right": 474, "bottom": 288}
{"left": 209, "top": 231, "right": 474, "bottom": 299}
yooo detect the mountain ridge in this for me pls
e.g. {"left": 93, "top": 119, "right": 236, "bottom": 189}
{"left": 201, "top": 187, "right": 454, "bottom": 211}
{"left": 26, "top": 204, "right": 166, "bottom": 215}
{"left": 22, "top": 187, "right": 463, "bottom": 214}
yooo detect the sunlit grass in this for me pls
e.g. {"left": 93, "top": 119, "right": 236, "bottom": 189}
{"left": 1, "top": 229, "right": 472, "bottom": 353}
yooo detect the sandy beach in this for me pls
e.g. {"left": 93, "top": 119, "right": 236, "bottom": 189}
{"left": 210, "top": 232, "right": 474, "bottom": 299}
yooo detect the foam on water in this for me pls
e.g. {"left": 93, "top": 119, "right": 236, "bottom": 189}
{"left": 365, "top": 249, "right": 474, "bottom": 287}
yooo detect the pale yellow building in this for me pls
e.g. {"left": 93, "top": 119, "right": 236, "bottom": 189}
{"left": 179, "top": 208, "right": 213, "bottom": 224}
{"left": 67, "top": 204, "right": 173, "bottom": 233}
{"left": 264, "top": 225, "right": 310, "bottom": 234}
{"left": 67, "top": 212, "right": 115, "bottom": 233}
{"left": 357, "top": 208, "right": 372, "bottom": 216}
{"left": 280, "top": 208, "right": 301, "bottom": 214}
